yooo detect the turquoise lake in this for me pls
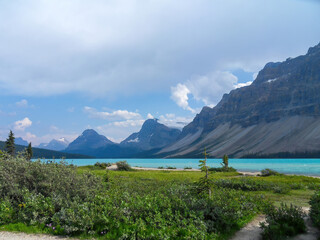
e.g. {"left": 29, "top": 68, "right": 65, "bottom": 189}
{"left": 57, "top": 158, "right": 320, "bottom": 176}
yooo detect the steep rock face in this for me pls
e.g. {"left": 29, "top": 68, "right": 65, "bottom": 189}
{"left": 121, "top": 119, "right": 181, "bottom": 151}
{"left": 159, "top": 42, "right": 320, "bottom": 157}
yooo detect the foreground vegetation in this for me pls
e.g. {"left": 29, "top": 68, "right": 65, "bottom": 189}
{"left": 0, "top": 155, "right": 320, "bottom": 239}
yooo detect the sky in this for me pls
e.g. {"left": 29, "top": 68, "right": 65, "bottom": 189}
{"left": 0, "top": 0, "right": 320, "bottom": 145}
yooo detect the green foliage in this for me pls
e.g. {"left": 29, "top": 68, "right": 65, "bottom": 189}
{"left": 116, "top": 160, "right": 132, "bottom": 171}
{"left": 5, "top": 130, "right": 15, "bottom": 156}
{"left": 25, "top": 143, "right": 33, "bottom": 161}
{"left": 198, "top": 148, "right": 211, "bottom": 197}
{"left": 0, "top": 154, "right": 268, "bottom": 239}
{"left": 261, "top": 168, "right": 282, "bottom": 177}
{"left": 94, "top": 162, "right": 112, "bottom": 169}
{"left": 310, "top": 190, "right": 320, "bottom": 228}
{"left": 166, "top": 166, "right": 177, "bottom": 169}
{"left": 209, "top": 167, "right": 237, "bottom": 172}
{"left": 221, "top": 154, "right": 229, "bottom": 168}
{"left": 260, "top": 203, "right": 306, "bottom": 240}
{"left": 212, "top": 178, "right": 291, "bottom": 194}
{"left": 1, "top": 153, "right": 318, "bottom": 239}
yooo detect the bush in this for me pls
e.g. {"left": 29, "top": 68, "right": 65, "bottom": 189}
{"left": 208, "top": 167, "right": 237, "bottom": 172}
{"left": 94, "top": 162, "right": 112, "bottom": 169}
{"left": 0, "top": 153, "right": 268, "bottom": 238}
{"left": 212, "top": 178, "right": 290, "bottom": 194}
{"left": 116, "top": 161, "right": 132, "bottom": 171}
{"left": 260, "top": 203, "right": 306, "bottom": 239}
{"left": 261, "top": 169, "right": 282, "bottom": 177}
{"left": 166, "top": 166, "right": 177, "bottom": 169}
{"left": 310, "top": 190, "right": 320, "bottom": 228}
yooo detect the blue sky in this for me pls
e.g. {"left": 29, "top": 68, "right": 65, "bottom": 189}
{"left": 0, "top": 0, "right": 320, "bottom": 145}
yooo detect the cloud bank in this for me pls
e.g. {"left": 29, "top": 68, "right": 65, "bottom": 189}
{"left": 0, "top": 0, "right": 319, "bottom": 98}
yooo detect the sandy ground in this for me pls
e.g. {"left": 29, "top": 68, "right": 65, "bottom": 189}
{"left": 231, "top": 208, "right": 320, "bottom": 240}
{"left": 107, "top": 164, "right": 201, "bottom": 171}
{"left": 0, "top": 232, "right": 77, "bottom": 240}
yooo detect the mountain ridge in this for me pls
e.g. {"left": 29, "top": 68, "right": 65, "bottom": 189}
{"left": 158, "top": 42, "right": 320, "bottom": 158}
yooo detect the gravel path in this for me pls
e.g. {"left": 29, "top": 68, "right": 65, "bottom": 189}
{"left": 0, "top": 232, "right": 78, "bottom": 240}
{"left": 231, "top": 207, "right": 320, "bottom": 240}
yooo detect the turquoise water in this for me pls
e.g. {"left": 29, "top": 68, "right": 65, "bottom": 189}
{"left": 57, "top": 158, "right": 320, "bottom": 176}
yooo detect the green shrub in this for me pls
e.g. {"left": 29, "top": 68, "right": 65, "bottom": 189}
{"left": 261, "top": 168, "right": 282, "bottom": 177}
{"left": 310, "top": 190, "right": 320, "bottom": 228}
{"left": 116, "top": 161, "right": 132, "bottom": 171}
{"left": 0, "top": 153, "right": 268, "bottom": 238}
{"left": 260, "top": 203, "right": 306, "bottom": 239}
{"left": 94, "top": 162, "right": 112, "bottom": 169}
{"left": 184, "top": 166, "right": 192, "bottom": 169}
{"left": 209, "top": 167, "right": 236, "bottom": 172}
{"left": 166, "top": 166, "right": 177, "bottom": 169}
{"left": 212, "top": 178, "right": 291, "bottom": 194}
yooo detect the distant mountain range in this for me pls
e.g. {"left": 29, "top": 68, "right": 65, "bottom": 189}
{"left": 37, "top": 138, "right": 69, "bottom": 151}
{"left": 64, "top": 119, "right": 181, "bottom": 158}
{"left": 158, "top": 42, "right": 320, "bottom": 158}
{"left": 5, "top": 43, "right": 320, "bottom": 159}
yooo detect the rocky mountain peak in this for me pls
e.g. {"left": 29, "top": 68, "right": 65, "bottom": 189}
{"left": 121, "top": 119, "right": 181, "bottom": 150}
{"left": 307, "top": 42, "right": 320, "bottom": 55}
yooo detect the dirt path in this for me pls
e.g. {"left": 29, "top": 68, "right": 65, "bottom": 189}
{"left": 231, "top": 208, "right": 320, "bottom": 240}
{"left": 230, "top": 215, "right": 265, "bottom": 240}
{"left": 0, "top": 231, "right": 78, "bottom": 240}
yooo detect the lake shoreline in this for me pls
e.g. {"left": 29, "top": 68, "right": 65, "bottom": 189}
{"left": 106, "top": 165, "right": 320, "bottom": 178}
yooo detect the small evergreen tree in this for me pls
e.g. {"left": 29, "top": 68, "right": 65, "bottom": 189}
{"left": 5, "top": 130, "right": 15, "bottom": 156}
{"left": 221, "top": 154, "right": 229, "bottom": 169}
{"left": 25, "top": 142, "right": 33, "bottom": 161}
{"left": 198, "top": 148, "right": 211, "bottom": 197}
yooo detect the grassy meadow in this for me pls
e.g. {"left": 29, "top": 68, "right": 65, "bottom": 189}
{"left": 0, "top": 155, "right": 320, "bottom": 239}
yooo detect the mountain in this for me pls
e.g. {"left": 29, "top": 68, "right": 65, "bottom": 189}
{"left": 15, "top": 137, "right": 29, "bottom": 146}
{"left": 64, "top": 121, "right": 181, "bottom": 158}
{"left": 64, "top": 129, "right": 115, "bottom": 156}
{"left": 120, "top": 119, "right": 181, "bottom": 151}
{"left": 158, "top": 42, "right": 320, "bottom": 158}
{"left": 0, "top": 141, "right": 91, "bottom": 159}
{"left": 37, "top": 138, "right": 69, "bottom": 151}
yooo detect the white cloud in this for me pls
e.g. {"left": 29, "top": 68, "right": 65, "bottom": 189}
{"left": 112, "top": 119, "right": 145, "bottom": 128}
{"left": 171, "top": 71, "right": 240, "bottom": 110}
{"left": 0, "top": 1, "right": 318, "bottom": 97}
{"left": 234, "top": 81, "right": 253, "bottom": 89}
{"left": 23, "top": 132, "right": 37, "bottom": 142}
{"left": 14, "top": 117, "right": 32, "bottom": 131}
{"left": 147, "top": 113, "right": 154, "bottom": 119}
{"left": 84, "top": 106, "right": 142, "bottom": 121}
{"left": 171, "top": 84, "right": 195, "bottom": 113}
{"left": 16, "top": 99, "right": 28, "bottom": 107}
{"left": 96, "top": 120, "right": 145, "bottom": 143}
{"left": 158, "top": 114, "right": 194, "bottom": 129}
{"left": 187, "top": 71, "right": 238, "bottom": 106}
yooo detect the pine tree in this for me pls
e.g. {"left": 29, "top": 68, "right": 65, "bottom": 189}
{"left": 25, "top": 142, "right": 33, "bottom": 161}
{"left": 198, "top": 148, "right": 211, "bottom": 198}
{"left": 5, "top": 130, "right": 15, "bottom": 156}
{"left": 221, "top": 154, "right": 229, "bottom": 169}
